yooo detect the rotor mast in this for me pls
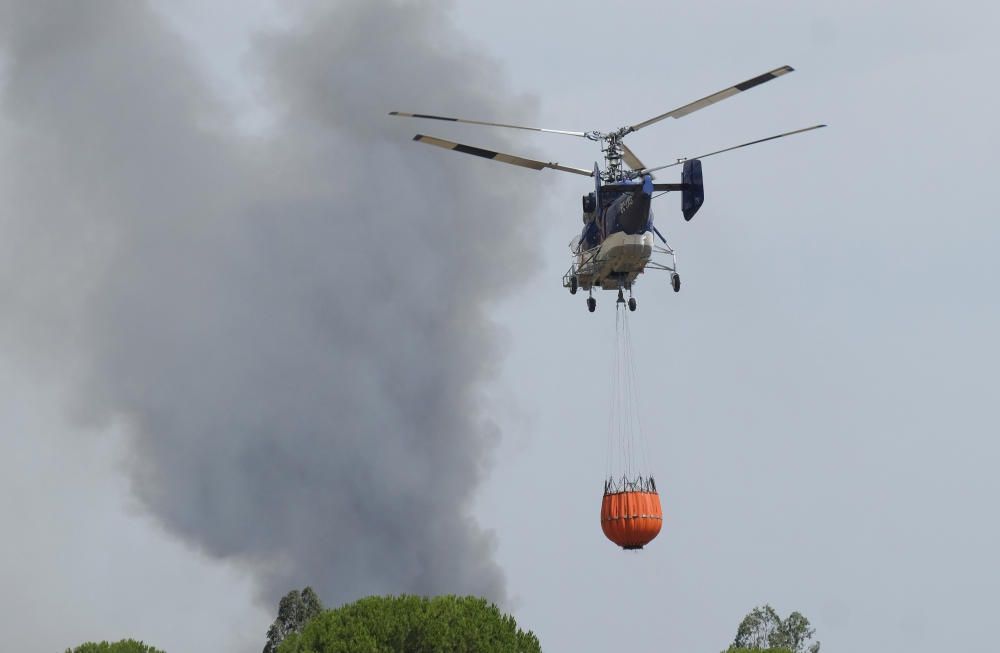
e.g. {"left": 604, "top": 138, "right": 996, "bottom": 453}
{"left": 586, "top": 128, "right": 635, "bottom": 183}
{"left": 602, "top": 132, "right": 627, "bottom": 183}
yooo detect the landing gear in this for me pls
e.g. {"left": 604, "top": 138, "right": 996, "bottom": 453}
{"left": 671, "top": 273, "right": 681, "bottom": 293}
{"left": 569, "top": 275, "right": 578, "bottom": 295}
{"left": 617, "top": 287, "right": 637, "bottom": 311}
{"left": 587, "top": 296, "right": 596, "bottom": 313}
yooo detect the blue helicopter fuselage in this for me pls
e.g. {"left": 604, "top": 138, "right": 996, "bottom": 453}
{"left": 580, "top": 174, "right": 656, "bottom": 249}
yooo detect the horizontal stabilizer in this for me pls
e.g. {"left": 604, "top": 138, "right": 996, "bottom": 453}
{"left": 601, "top": 182, "right": 689, "bottom": 193}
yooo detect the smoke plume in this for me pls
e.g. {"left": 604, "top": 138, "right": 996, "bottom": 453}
{"left": 0, "top": 0, "right": 542, "bottom": 605}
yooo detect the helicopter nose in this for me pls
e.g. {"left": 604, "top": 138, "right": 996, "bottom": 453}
{"left": 617, "top": 192, "right": 651, "bottom": 234}
{"left": 619, "top": 211, "right": 644, "bottom": 234}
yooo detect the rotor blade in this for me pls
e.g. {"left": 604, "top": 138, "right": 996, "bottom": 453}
{"left": 627, "top": 65, "right": 795, "bottom": 133}
{"left": 642, "top": 124, "right": 827, "bottom": 174}
{"left": 391, "top": 112, "right": 587, "bottom": 138}
{"left": 621, "top": 141, "right": 648, "bottom": 173}
{"left": 412, "top": 134, "right": 593, "bottom": 177}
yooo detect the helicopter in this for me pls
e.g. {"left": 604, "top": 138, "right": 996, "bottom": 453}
{"left": 391, "top": 65, "right": 824, "bottom": 312}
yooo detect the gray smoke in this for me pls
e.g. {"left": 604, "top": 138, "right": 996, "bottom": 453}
{"left": 0, "top": 0, "right": 542, "bottom": 605}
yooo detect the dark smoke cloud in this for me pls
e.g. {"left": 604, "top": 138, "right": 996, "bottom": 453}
{"left": 0, "top": 0, "right": 542, "bottom": 605}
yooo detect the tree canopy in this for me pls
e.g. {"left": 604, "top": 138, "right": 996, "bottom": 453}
{"left": 264, "top": 586, "right": 326, "bottom": 653}
{"left": 65, "top": 640, "right": 165, "bottom": 653}
{"left": 277, "top": 594, "right": 541, "bottom": 653}
{"left": 727, "top": 605, "right": 820, "bottom": 653}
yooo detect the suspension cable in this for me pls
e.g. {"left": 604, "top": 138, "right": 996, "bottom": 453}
{"left": 606, "top": 300, "right": 652, "bottom": 488}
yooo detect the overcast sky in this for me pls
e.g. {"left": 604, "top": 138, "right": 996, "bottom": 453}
{"left": 2, "top": 2, "right": 999, "bottom": 652}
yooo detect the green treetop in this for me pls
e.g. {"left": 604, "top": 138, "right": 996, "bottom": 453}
{"left": 277, "top": 594, "right": 541, "bottom": 653}
{"left": 725, "top": 604, "right": 820, "bottom": 653}
{"left": 264, "top": 586, "right": 326, "bottom": 653}
{"left": 65, "top": 640, "right": 165, "bottom": 653}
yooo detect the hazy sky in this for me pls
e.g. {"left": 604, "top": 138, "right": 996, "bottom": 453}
{"left": 2, "top": 2, "right": 999, "bottom": 652}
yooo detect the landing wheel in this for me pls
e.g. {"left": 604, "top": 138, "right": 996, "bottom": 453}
{"left": 671, "top": 273, "right": 681, "bottom": 293}
{"left": 628, "top": 297, "right": 637, "bottom": 312}
{"left": 587, "top": 297, "right": 596, "bottom": 313}
{"left": 570, "top": 276, "right": 578, "bottom": 295}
